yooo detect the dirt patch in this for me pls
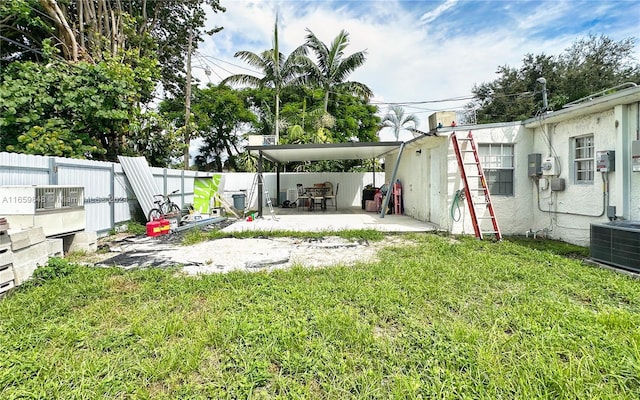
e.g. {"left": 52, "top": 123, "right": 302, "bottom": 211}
{"left": 94, "top": 235, "right": 390, "bottom": 274}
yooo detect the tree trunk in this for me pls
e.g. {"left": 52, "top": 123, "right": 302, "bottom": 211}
{"left": 183, "top": 29, "right": 193, "bottom": 169}
{"left": 323, "top": 89, "right": 329, "bottom": 113}
{"left": 39, "top": 0, "right": 78, "bottom": 61}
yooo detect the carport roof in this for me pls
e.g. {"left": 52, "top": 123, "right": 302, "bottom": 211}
{"left": 246, "top": 141, "right": 403, "bottom": 163}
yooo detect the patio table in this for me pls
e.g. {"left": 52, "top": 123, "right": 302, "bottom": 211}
{"left": 305, "top": 187, "right": 329, "bottom": 210}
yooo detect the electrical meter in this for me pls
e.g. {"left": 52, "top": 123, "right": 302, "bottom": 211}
{"left": 541, "top": 157, "right": 557, "bottom": 176}
{"left": 596, "top": 150, "right": 615, "bottom": 172}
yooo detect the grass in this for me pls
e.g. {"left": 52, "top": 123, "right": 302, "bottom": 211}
{"left": 1, "top": 233, "right": 639, "bottom": 399}
{"left": 183, "top": 228, "right": 385, "bottom": 246}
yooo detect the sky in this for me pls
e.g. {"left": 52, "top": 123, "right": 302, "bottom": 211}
{"left": 194, "top": 0, "right": 640, "bottom": 141}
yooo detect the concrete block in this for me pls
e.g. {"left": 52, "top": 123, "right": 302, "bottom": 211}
{"left": 13, "top": 259, "right": 48, "bottom": 285}
{"left": 45, "top": 238, "right": 64, "bottom": 258}
{"left": 0, "top": 217, "right": 9, "bottom": 233}
{"left": 65, "top": 231, "right": 98, "bottom": 253}
{"left": 0, "top": 242, "right": 11, "bottom": 266}
{"left": 0, "top": 231, "right": 10, "bottom": 247}
{"left": 12, "top": 242, "right": 48, "bottom": 285}
{"left": 5, "top": 226, "right": 46, "bottom": 251}
{"left": 0, "top": 263, "right": 14, "bottom": 284}
{"left": 0, "top": 279, "right": 15, "bottom": 295}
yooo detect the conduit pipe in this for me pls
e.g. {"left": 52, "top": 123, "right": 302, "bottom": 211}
{"left": 535, "top": 172, "right": 608, "bottom": 218}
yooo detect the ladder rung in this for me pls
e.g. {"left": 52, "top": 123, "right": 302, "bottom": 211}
{"left": 461, "top": 150, "right": 475, "bottom": 152}
{"left": 466, "top": 175, "right": 482, "bottom": 178}
{"left": 457, "top": 138, "right": 472, "bottom": 141}
{"left": 463, "top": 162, "right": 479, "bottom": 165}
{"left": 477, "top": 216, "right": 495, "bottom": 219}
{"left": 482, "top": 231, "right": 500, "bottom": 234}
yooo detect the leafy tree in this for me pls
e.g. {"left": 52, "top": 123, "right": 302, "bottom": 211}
{"left": 126, "top": 111, "right": 186, "bottom": 167}
{"left": 221, "top": 17, "right": 306, "bottom": 142}
{"left": 1, "top": 0, "right": 225, "bottom": 96}
{"left": 191, "top": 84, "right": 256, "bottom": 172}
{"left": 558, "top": 34, "right": 640, "bottom": 104}
{"left": 301, "top": 29, "right": 373, "bottom": 113}
{"left": 380, "top": 106, "right": 418, "bottom": 140}
{"left": 470, "top": 35, "right": 640, "bottom": 123}
{"left": 1, "top": 58, "right": 155, "bottom": 159}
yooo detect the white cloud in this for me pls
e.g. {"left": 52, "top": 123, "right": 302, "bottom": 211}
{"left": 196, "top": 0, "right": 639, "bottom": 142}
{"left": 419, "top": 0, "right": 460, "bottom": 24}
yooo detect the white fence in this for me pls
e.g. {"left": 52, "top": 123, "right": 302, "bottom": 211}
{"left": 1, "top": 152, "right": 383, "bottom": 234}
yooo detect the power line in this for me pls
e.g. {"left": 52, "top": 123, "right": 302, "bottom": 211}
{"left": 195, "top": 52, "right": 263, "bottom": 75}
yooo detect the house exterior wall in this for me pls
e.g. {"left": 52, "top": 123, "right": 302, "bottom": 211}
{"left": 446, "top": 124, "right": 534, "bottom": 236}
{"left": 385, "top": 123, "right": 533, "bottom": 235}
{"left": 384, "top": 137, "right": 448, "bottom": 225}
{"left": 389, "top": 88, "right": 640, "bottom": 248}
{"left": 527, "top": 102, "right": 640, "bottom": 246}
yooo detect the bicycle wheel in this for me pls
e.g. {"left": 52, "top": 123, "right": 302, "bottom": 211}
{"left": 166, "top": 203, "right": 180, "bottom": 216}
{"left": 148, "top": 208, "right": 162, "bottom": 221}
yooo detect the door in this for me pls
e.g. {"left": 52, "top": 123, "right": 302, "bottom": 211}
{"left": 429, "top": 149, "right": 441, "bottom": 225}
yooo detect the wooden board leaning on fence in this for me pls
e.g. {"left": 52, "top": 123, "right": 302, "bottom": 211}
{"left": 212, "top": 192, "right": 240, "bottom": 219}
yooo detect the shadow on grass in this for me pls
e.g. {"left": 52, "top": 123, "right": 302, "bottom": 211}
{"left": 504, "top": 235, "right": 590, "bottom": 259}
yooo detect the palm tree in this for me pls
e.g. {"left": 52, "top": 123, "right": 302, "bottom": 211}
{"left": 380, "top": 106, "right": 419, "bottom": 140}
{"left": 301, "top": 29, "right": 373, "bottom": 113}
{"left": 221, "top": 16, "right": 305, "bottom": 143}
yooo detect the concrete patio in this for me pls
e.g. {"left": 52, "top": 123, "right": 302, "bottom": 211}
{"left": 221, "top": 206, "right": 439, "bottom": 233}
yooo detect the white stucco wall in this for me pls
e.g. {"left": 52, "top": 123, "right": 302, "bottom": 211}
{"left": 386, "top": 123, "right": 533, "bottom": 235}
{"left": 446, "top": 124, "right": 534, "bottom": 237}
{"left": 385, "top": 89, "right": 640, "bottom": 248}
{"left": 533, "top": 106, "right": 640, "bottom": 246}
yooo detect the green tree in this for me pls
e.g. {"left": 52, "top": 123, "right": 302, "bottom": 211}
{"left": 301, "top": 29, "right": 373, "bottom": 113}
{"left": 380, "top": 106, "right": 418, "bottom": 140}
{"left": 1, "top": 58, "right": 155, "bottom": 159}
{"left": 558, "top": 34, "right": 640, "bottom": 104}
{"left": 221, "top": 16, "right": 306, "bottom": 142}
{"left": 470, "top": 35, "right": 640, "bottom": 123}
{"left": 191, "top": 85, "right": 256, "bottom": 172}
{"left": 1, "top": 0, "right": 225, "bottom": 96}
{"left": 126, "top": 111, "right": 186, "bottom": 167}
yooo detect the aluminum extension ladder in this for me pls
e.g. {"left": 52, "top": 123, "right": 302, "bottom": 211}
{"left": 246, "top": 173, "right": 278, "bottom": 221}
{"left": 451, "top": 131, "right": 502, "bottom": 240}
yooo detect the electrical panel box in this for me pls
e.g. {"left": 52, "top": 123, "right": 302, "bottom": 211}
{"left": 528, "top": 153, "right": 541, "bottom": 177}
{"left": 541, "top": 157, "right": 557, "bottom": 176}
{"left": 596, "top": 150, "right": 615, "bottom": 172}
{"left": 550, "top": 178, "right": 565, "bottom": 191}
{"left": 632, "top": 141, "right": 640, "bottom": 172}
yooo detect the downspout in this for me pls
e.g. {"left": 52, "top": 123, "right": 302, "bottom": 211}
{"left": 276, "top": 163, "right": 281, "bottom": 206}
{"left": 380, "top": 143, "right": 405, "bottom": 218}
{"left": 258, "top": 151, "right": 263, "bottom": 218}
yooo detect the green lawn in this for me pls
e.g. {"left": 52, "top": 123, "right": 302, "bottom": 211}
{"left": 1, "top": 233, "right": 639, "bottom": 399}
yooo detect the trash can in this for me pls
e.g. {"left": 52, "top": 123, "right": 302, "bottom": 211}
{"left": 232, "top": 193, "right": 246, "bottom": 210}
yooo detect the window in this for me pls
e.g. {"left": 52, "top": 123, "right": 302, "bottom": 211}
{"left": 478, "top": 144, "right": 514, "bottom": 196}
{"left": 573, "top": 135, "right": 594, "bottom": 183}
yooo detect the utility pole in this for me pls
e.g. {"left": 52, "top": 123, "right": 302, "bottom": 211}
{"left": 183, "top": 29, "right": 193, "bottom": 170}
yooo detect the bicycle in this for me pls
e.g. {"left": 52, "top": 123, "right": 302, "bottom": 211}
{"left": 148, "top": 189, "right": 181, "bottom": 221}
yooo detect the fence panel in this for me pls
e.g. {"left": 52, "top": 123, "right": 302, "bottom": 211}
{"left": 0, "top": 152, "right": 50, "bottom": 185}
{"left": 2, "top": 152, "right": 386, "bottom": 234}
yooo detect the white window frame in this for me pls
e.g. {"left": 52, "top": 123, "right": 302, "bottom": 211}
{"left": 572, "top": 134, "right": 594, "bottom": 184}
{"left": 478, "top": 143, "right": 514, "bottom": 196}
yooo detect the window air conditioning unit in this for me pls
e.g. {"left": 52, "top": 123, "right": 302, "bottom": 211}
{"left": 590, "top": 221, "right": 640, "bottom": 273}
{"left": 0, "top": 186, "right": 85, "bottom": 237}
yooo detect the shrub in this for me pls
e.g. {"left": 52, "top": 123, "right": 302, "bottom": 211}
{"left": 31, "top": 257, "right": 78, "bottom": 283}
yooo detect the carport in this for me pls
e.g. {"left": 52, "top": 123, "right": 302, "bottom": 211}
{"left": 247, "top": 141, "right": 406, "bottom": 218}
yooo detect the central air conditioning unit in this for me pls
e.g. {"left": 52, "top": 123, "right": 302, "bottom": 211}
{"left": 590, "top": 221, "right": 640, "bottom": 273}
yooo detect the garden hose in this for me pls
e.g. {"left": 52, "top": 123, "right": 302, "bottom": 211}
{"left": 450, "top": 189, "right": 465, "bottom": 222}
